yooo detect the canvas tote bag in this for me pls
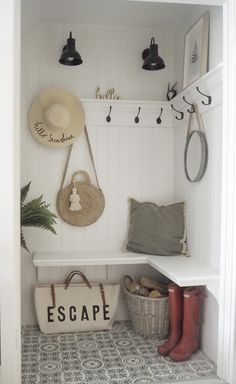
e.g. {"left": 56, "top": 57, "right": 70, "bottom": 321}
{"left": 35, "top": 270, "right": 120, "bottom": 334}
{"left": 57, "top": 126, "right": 105, "bottom": 226}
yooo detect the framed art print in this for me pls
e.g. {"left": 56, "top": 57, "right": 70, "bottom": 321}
{"left": 183, "top": 13, "right": 210, "bottom": 88}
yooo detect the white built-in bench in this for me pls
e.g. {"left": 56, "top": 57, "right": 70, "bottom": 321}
{"left": 33, "top": 251, "right": 220, "bottom": 302}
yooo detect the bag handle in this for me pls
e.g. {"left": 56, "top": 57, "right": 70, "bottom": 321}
{"left": 71, "top": 170, "right": 91, "bottom": 185}
{"left": 84, "top": 126, "right": 100, "bottom": 189}
{"left": 65, "top": 271, "right": 106, "bottom": 305}
{"left": 60, "top": 125, "right": 101, "bottom": 191}
{"left": 50, "top": 271, "right": 107, "bottom": 307}
{"left": 64, "top": 270, "right": 92, "bottom": 290}
{"left": 51, "top": 284, "right": 56, "bottom": 308}
{"left": 187, "top": 103, "right": 205, "bottom": 137}
{"left": 99, "top": 283, "right": 106, "bottom": 306}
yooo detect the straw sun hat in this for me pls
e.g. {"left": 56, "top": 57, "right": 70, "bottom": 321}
{"left": 28, "top": 88, "right": 85, "bottom": 148}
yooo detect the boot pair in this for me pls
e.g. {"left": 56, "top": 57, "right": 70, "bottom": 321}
{"left": 158, "top": 283, "right": 202, "bottom": 361}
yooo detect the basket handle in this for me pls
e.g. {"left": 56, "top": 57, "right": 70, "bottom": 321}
{"left": 64, "top": 270, "right": 92, "bottom": 290}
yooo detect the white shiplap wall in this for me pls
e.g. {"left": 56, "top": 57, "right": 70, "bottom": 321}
{"left": 171, "top": 4, "right": 223, "bottom": 363}
{"left": 20, "top": 17, "right": 223, "bottom": 365}
{"left": 21, "top": 23, "right": 175, "bottom": 324}
{"left": 173, "top": 67, "right": 222, "bottom": 362}
{"left": 24, "top": 23, "right": 176, "bottom": 101}
{"left": 174, "top": 5, "right": 223, "bottom": 92}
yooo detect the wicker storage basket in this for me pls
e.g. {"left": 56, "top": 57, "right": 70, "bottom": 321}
{"left": 124, "top": 285, "right": 169, "bottom": 338}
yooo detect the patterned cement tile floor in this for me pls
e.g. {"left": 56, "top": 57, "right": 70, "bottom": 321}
{"left": 22, "top": 321, "right": 220, "bottom": 384}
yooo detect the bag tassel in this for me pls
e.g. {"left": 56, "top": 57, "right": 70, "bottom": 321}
{"left": 69, "top": 185, "right": 81, "bottom": 211}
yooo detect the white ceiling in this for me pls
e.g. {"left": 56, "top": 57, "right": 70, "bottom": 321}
{"left": 36, "top": 0, "right": 208, "bottom": 28}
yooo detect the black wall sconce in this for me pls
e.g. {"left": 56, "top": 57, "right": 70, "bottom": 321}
{"left": 59, "top": 32, "right": 83, "bottom": 66}
{"left": 142, "top": 37, "right": 165, "bottom": 71}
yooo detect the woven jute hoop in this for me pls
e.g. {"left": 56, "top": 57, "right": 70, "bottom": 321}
{"left": 57, "top": 126, "right": 105, "bottom": 226}
{"left": 184, "top": 103, "right": 208, "bottom": 182}
{"left": 57, "top": 171, "right": 105, "bottom": 226}
{"left": 124, "top": 283, "right": 169, "bottom": 338}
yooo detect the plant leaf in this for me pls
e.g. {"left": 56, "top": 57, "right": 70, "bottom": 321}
{"left": 21, "top": 182, "right": 31, "bottom": 205}
{"left": 20, "top": 183, "right": 57, "bottom": 250}
{"left": 21, "top": 199, "right": 57, "bottom": 234}
{"left": 21, "top": 230, "right": 29, "bottom": 252}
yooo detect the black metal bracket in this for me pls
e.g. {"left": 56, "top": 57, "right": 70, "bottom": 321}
{"left": 134, "top": 107, "right": 141, "bottom": 124}
{"left": 106, "top": 106, "right": 112, "bottom": 123}
{"left": 171, "top": 104, "right": 184, "bottom": 120}
{"left": 196, "top": 86, "right": 212, "bottom": 105}
{"left": 183, "top": 96, "right": 195, "bottom": 113}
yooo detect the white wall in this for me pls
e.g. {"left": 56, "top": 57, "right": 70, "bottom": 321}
{"left": 174, "top": 106, "right": 222, "bottom": 362}
{"left": 21, "top": 22, "right": 175, "bottom": 325}
{"left": 20, "top": 6, "right": 223, "bottom": 365}
{"left": 173, "top": 66, "right": 222, "bottom": 362}
{"left": 24, "top": 22, "right": 176, "bottom": 101}
{"left": 21, "top": 0, "right": 40, "bottom": 36}
{"left": 174, "top": 5, "right": 223, "bottom": 92}
{"left": 172, "top": 7, "right": 223, "bottom": 362}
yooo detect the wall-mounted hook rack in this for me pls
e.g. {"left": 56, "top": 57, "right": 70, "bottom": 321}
{"left": 196, "top": 86, "right": 212, "bottom": 106}
{"left": 134, "top": 107, "right": 141, "bottom": 124}
{"left": 183, "top": 96, "right": 195, "bottom": 113}
{"left": 156, "top": 108, "right": 163, "bottom": 125}
{"left": 106, "top": 106, "right": 112, "bottom": 122}
{"left": 171, "top": 104, "right": 184, "bottom": 120}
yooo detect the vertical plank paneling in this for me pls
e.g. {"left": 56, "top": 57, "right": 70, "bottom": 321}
{"left": 94, "top": 125, "right": 109, "bottom": 247}
{"left": 106, "top": 124, "right": 121, "bottom": 249}
{"left": 118, "top": 126, "right": 132, "bottom": 247}
{"left": 26, "top": 29, "right": 41, "bottom": 252}
{"left": 108, "top": 27, "right": 122, "bottom": 94}
{"left": 25, "top": 22, "right": 176, "bottom": 101}
{"left": 21, "top": 23, "right": 176, "bottom": 325}
{"left": 83, "top": 125, "right": 99, "bottom": 250}
{"left": 65, "top": 24, "right": 88, "bottom": 97}
{"left": 140, "top": 127, "right": 154, "bottom": 200}
{"left": 86, "top": 27, "right": 99, "bottom": 99}
{"left": 129, "top": 126, "right": 142, "bottom": 200}
{"left": 152, "top": 127, "right": 175, "bottom": 203}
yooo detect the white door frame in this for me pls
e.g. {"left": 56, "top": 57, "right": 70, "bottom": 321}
{"left": 1, "top": 0, "right": 236, "bottom": 383}
{"left": 217, "top": 2, "right": 236, "bottom": 383}
{"left": 0, "top": 0, "right": 21, "bottom": 383}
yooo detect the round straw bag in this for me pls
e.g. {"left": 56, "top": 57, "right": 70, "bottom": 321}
{"left": 57, "top": 126, "right": 105, "bottom": 226}
{"left": 57, "top": 170, "right": 105, "bottom": 226}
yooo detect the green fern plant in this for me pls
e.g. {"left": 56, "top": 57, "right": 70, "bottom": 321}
{"left": 21, "top": 182, "right": 57, "bottom": 251}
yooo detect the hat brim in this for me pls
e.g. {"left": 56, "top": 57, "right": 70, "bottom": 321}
{"left": 29, "top": 88, "right": 85, "bottom": 148}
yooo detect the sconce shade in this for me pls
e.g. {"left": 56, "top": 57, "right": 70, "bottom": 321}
{"left": 59, "top": 32, "right": 83, "bottom": 66}
{"left": 142, "top": 37, "right": 165, "bottom": 71}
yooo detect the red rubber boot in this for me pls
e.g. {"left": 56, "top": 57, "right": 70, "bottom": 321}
{"left": 169, "top": 287, "right": 202, "bottom": 361}
{"left": 158, "top": 284, "right": 184, "bottom": 356}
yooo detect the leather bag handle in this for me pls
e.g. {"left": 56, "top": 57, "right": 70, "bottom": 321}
{"left": 50, "top": 270, "right": 107, "bottom": 307}
{"left": 64, "top": 270, "right": 92, "bottom": 290}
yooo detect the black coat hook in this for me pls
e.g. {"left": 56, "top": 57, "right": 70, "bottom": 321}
{"left": 183, "top": 96, "right": 195, "bottom": 113}
{"left": 196, "top": 86, "right": 212, "bottom": 105}
{"left": 156, "top": 108, "right": 163, "bottom": 124}
{"left": 134, "top": 107, "right": 141, "bottom": 124}
{"left": 171, "top": 104, "right": 184, "bottom": 120}
{"left": 106, "top": 106, "right": 112, "bottom": 122}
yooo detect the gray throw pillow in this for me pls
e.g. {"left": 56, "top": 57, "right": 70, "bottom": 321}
{"left": 126, "top": 199, "right": 188, "bottom": 256}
